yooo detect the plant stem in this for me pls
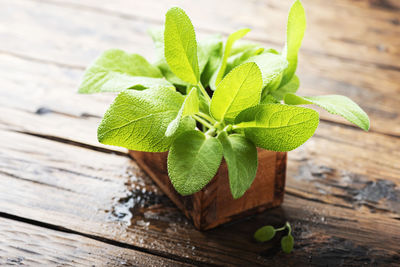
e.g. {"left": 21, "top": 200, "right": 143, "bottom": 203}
{"left": 275, "top": 226, "right": 286, "bottom": 232}
{"left": 286, "top": 222, "right": 292, "bottom": 235}
{"left": 198, "top": 112, "right": 217, "bottom": 124}
{"left": 193, "top": 115, "right": 213, "bottom": 129}
{"left": 198, "top": 82, "right": 211, "bottom": 103}
{"left": 275, "top": 221, "right": 292, "bottom": 232}
{"left": 205, "top": 128, "right": 216, "bottom": 137}
{"left": 222, "top": 125, "right": 232, "bottom": 132}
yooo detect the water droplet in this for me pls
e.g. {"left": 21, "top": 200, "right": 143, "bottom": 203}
{"left": 136, "top": 220, "right": 150, "bottom": 228}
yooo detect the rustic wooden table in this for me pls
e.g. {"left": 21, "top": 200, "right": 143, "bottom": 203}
{"left": 1, "top": 0, "right": 399, "bottom": 266}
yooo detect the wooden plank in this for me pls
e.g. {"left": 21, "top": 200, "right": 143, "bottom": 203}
{"left": 0, "top": 217, "right": 193, "bottom": 266}
{"left": 0, "top": 129, "right": 269, "bottom": 266}
{"left": 0, "top": 105, "right": 126, "bottom": 154}
{"left": 287, "top": 123, "right": 400, "bottom": 218}
{"left": 0, "top": 0, "right": 155, "bottom": 67}
{"left": 0, "top": 54, "right": 125, "bottom": 153}
{"left": 0, "top": 53, "right": 112, "bottom": 116}
{"left": 2, "top": 102, "right": 399, "bottom": 217}
{"left": 0, "top": 125, "right": 399, "bottom": 264}
{"left": 0, "top": 0, "right": 399, "bottom": 135}
{"left": 39, "top": 0, "right": 400, "bottom": 68}
{"left": 2, "top": 76, "right": 399, "bottom": 213}
{"left": 0, "top": 0, "right": 399, "bottom": 264}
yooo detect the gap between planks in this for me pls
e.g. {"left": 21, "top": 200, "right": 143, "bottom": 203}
{"left": 1, "top": 1, "right": 399, "bottom": 135}
{"left": 21, "top": 0, "right": 400, "bottom": 71}
{"left": 3, "top": 0, "right": 400, "bottom": 72}
{"left": 2, "top": 54, "right": 399, "bottom": 141}
{"left": 1, "top": 1, "right": 399, "bottom": 136}
{"left": 0, "top": 212, "right": 212, "bottom": 267}
{"left": 1, "top": 128, "right": 399, "bottom": 264}
{"left": 13, "top": 129, "right": 128, "bottom": 157}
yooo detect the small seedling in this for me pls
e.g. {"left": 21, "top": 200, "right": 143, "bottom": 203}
{"left": 254, "top": 222, "right": 294, "bottom": 253}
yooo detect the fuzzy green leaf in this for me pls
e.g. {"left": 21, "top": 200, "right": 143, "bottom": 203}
{"left": 281, "top": 0, "right": 306, "bottom": 85}
{"left": 245, "top": 53, "right": 288, "bottom": 89}
{"left": 98, "top": 87, "right": 195, "bottom": 152}
{"left": 150, "top": 28, "right": 221, "bottom": 87}
{"left": 271, "top": 75, "right": 300, "bottom": 100}
{"left": 230, "top": 41, "right": 262, "bottom": 56}
{"left": 199, "top": 35, "right": 223, "bottom": 87}
{"left": 284, "top": 94, "right": 370, "bottom": 131}
{"left": 164, "top": 7, "right": 199, "bottom": 84}
{"left": 148, "top": 28, "right": 188, "bottom": 86}
{"left": 210, "top": 28, "right": 251, "bottom": 89}
{"left": 210, "top": 62, "right": 263, "bottom": 122}
{"left": 218, "top": 132, "right": 258, "bottom": 199}
{"left": 235, "top": 104, "right": 319, "bottom": 151}
{"left": 260, "top": 94, "right": 279, "bottom": 104}
{"left": 168, "top": 131, "right": 223, "bottom": 195}
{"left": 225, "top": 45, "right": 264, "bottom": 74}
{"left": 198, "top": 35, "right": 223, "bottom": 74}
{"left": 78, "top": 49, "right": 171, "bottom": 93}
{"left": 166, "top": 87, "right": 199, "bottom": 137}
{"left": 254, "top": 226, "right": 276, "bottom": 242}
{"left": 281, "top": 235, "right": 294, "bottom": 253}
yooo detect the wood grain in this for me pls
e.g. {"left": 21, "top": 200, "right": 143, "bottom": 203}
{"left": 0, "top": 0, "right": 399, "bottom": 135}
{"left": 0, "top": 217, "right": 192, "bottom": 266}
{"left": 32, "top": 0, "right": 400, "bottom": 68}
{"left": 0, "top": 0, "right": 399, "bottom": 265}
{"left": 0, "top": 124, "right": 399, "bottom": 265}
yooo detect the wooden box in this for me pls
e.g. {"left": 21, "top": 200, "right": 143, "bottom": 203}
{"left": 129, "top": 149, "right": 287, "bottom": 230}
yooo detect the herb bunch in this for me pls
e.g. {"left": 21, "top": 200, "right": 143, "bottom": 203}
{"left": 78, "top": 1, "right": 369, "bottom": 199}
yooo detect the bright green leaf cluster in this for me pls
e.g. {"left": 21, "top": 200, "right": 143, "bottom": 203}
{"left": 78, "top": 1, "right": 369, "bottom": 200}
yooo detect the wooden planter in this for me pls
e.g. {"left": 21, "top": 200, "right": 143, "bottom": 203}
{"left": 129, "top": 149, "right": 287, "bottom": 230}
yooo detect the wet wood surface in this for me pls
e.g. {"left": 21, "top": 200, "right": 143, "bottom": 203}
{"left": 0, "top": 0, "right": 399, "bottom": 266}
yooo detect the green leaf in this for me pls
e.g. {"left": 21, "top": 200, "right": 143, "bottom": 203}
{"left": 166, "top": 87, "right": 199, "bottom": 137}
{"left": 271, "top": 75, "right": 300, "bottom": 101}
{"left": 226, "top": 46, "right": 264, "bottom": 74}
{"left": 168, "top": 131, "right": 223, "bottom": 195}
{"left": 281, "top": 0, "right": 306, "bottom": 86}
{"left": 164, "top": 7, "right": 199, "bottom": 84}
{"left": 218, "top": 132, "right": 258, "bottom": 199}
{"left": 245, "top": 53, "right": 288, "bottom": 89}
{"left": 150, "top": 28, "right": 221, "bottom": 87}
{"left": 254, "top": 226, "right": 276, "bottom": 242}
{"left": 78, "top": 49, "right": 171, "bottom": 93}
{"left": 199, "top": 35, "right": 223, "bottom": 87}
{"left": 198, "top": 35, "right": 223, "bottom": 75}
{"left": 210, "top": 28, "right": 251, "bottom": 89}
{"left": 198, "top": 93, "right": 211, "bottom": 115}
{"left": 264, "top": 48, "right": 280, "bottom": 55}
{"left": 281, "top": 235, "right": 294, "bottom": 253}
{"left": 148, "top": 27, "right": 188, "bottom": 86}
{"left": 263, "top": 72, "right": 283, "bottom": 93}
{"left": 230, "top": 41, "right": 262, "bottom": 56}
{"left": 98, "top": 87, "right": 195, "bottom": 152}
{"left": 284, "top": 94, "right": 370, "bottom": 131}
{"left": 210, "top": 62, "right": 263, "bottom": 122}
{"left": 235, "top": 104, "right": 319, "bottom": 151}
{"left": 260, "top": 94, "right": 279, "bottom": 104}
